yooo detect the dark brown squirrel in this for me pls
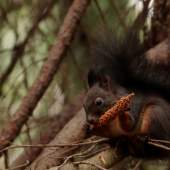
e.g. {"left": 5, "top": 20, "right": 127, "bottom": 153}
{"left": 83, "top": 28, "right": 170, "bottom": 159}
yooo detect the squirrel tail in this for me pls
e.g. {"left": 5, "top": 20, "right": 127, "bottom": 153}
{"left": 89, "top": 27, "right": 170, "bottom": 99}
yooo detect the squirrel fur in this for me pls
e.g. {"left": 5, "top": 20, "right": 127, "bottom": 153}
{"left": 83, "top": 28, "right": 170, "bottom": 159}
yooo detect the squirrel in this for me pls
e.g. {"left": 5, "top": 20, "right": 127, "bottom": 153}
{"left": 83, "top": 28, "right": 170, "bottom": 159}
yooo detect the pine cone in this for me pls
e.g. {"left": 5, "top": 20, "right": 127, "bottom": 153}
{"left": 91, "top": 93, "right": 134, "bottom": 130}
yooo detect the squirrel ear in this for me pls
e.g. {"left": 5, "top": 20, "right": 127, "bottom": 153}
{"left": 88, "top": 69, "right": 98, "bottom": 88}
{"left": 98, "top": 73, "right": 111, "bottom": 91}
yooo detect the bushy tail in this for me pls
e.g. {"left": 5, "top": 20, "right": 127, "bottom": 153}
{"left": 89, "top": 27, "right": 170, "bottom": 100}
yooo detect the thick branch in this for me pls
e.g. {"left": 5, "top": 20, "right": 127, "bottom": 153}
{"left": 147, "top": 37, "right": 170, "bottom": 64}
{"left": 0, "top": 0, "right": 91, "bottom": 155}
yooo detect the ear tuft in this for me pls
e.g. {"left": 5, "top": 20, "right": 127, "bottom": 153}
{"left": 88, "top": 69, "right": 98, "bottom": 88}
{"left": 98, "top": 73, "right": 112, "bottom": 91}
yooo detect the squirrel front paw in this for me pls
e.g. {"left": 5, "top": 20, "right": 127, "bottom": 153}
{"left": 133, "top": 134, "right": 148, "bottom": 148}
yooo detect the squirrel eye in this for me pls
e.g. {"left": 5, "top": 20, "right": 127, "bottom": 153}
{"left": 95, "top": 98, "right": 103, "bottom": 107}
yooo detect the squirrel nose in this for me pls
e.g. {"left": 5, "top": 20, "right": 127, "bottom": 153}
{"left": 87, "top": 118, "right": 94, "bottom": 124}
{"left": 86, "top": 114, "right": 94, "bottom": 124}
{"left": 87, "top": 114, "right": 98, "bottom": 124}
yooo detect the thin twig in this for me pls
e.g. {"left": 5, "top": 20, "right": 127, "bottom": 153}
{"left": 94, "top": 0, "right": 107, "bottom": 24}
{"left": 113, "top": 138, "right": 121, "bottom": 158}
{"left": 0, "top": 160, "right": 29, "bottom": 170}
{"left": 18, "top": 135, "right": 31, "bottom": 160}
{"left": 55, "top": 143, "right": 99, "bottom": 170}
{"left": 0, "top": 138, "right": 108, "bottom": 153}
{"left": 47, "top": 146, "right": 79, "bottom": 159}
{"left": 25, "top": 122, "right": 32, "bottom": 145}
{"left": 149, "top": 138, "right": 170, "bottom": 145}
{"left": 2, "top": 152, "right": 10, "bottom": 170}
{"left": 73, "top": 161, "right": 107, "bottom": 170}
{"left": 0, "top": 58, "right": 45, "bottom": 103}
{"left": 109, "top": 0, "right": 126, "bottom": 29}
{"left": 20, "top": 116, "right": 54, "bottom": 133}
{"left": 133, "top": 159, "right": 142, "bottom": 170}
{"left": 34, "top": 149, "right": 58, "bottom": 170}
{"left": 0, "top": 0, "right": 55, "bottom": 90}
{"left": 75, "top": 146, "right": 110, "bottom": 158}
{"left": 147, "top": 141, "right": 170, "bottom": 151}
{"left": 68, "top": 48, "right": 87, "bottom": 91}
{"left": 71, "top": 136, "right": 98, "bottom": 144}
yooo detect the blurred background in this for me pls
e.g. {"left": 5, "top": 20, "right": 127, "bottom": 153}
{"left": 0, "top": 0, "right": 170, "bottom": 169}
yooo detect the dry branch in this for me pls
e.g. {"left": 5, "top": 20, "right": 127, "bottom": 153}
{"left": 0, "top": 138, "right": 108, "bottom": 153}
{"left": 0, "top": 0, "right": 91, "bottom": 156}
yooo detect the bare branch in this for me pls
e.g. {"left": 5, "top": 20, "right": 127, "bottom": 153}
{"left": 0, "top": 138, "right": 108, "bottom": 153}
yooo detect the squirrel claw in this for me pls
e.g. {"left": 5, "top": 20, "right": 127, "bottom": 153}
{"left": 83, "top": 124, "right": 93, "bottom": 134}
{"left": 133, "top": 134, "right": 148, "bottom": 148}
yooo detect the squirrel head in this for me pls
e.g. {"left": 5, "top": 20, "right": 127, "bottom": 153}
{"left": 83, "top": 69, "right": 120, "bottom": 124}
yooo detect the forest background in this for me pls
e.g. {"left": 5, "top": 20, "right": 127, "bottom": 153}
{"left": 0, "top": 0, "right": 169, "bottom": 169}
